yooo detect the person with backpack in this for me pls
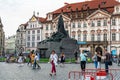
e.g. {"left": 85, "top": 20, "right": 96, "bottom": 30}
{"left": 92, "top": 52, "right": 98, "bottom": 69}
{"left": 104, "top": 49, "right": 112, "bottom": 74}
{"left": 80, "top": 50, "right": 87, "bottom": 71}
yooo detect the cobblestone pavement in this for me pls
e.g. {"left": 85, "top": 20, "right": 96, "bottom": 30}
{"left": 0, "top": 62, "right": 120, "bottom": 80}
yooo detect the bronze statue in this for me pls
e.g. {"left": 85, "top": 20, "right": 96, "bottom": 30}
{"left": 42, "top": 15, "right": 69, "bottom": 42}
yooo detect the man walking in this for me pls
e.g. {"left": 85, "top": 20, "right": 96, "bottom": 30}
{"left": 80, "top": 50, "right": 87, "bottom": 71}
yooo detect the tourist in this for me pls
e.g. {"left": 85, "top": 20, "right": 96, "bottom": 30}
{"left": 60, "top": 52, "right": 65, "bottom": 67}
{"left": 33, "top": 53, "right": 41, "bottom": 69}
{"left": 92, "top": 52, "right": 98, "bottom": 69}
{"left": 30, "top": 50, "right": 35, "bottom": 66}
{"left": 18, "top": 53, "right": 24, "bottom": 66}
{"left": 97, "top": 51, "right": 102, "bottom": 69}
{"left": 104, "top": 49, "right": 112, "bottom": 74}
{"left": 49, "top": 50, "right": 58, "bottom": 76}
{"left": 80, "top": 50, "right": 87, "bottom": 71}
{"left": 27, "top": 52, "right": 32, "bottom": 66}
{"left": 74, "top": 49, "right": 78, "bottom": 63}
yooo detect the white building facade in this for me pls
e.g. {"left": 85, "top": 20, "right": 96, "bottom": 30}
{"left": 16, "top": 23, "right": 27, "bottom": 53}
{"left": 42, "top": 0, "right": 120, "bottom": 55}
{"left": 25, "top": 14, "right": 45, "bottom": 51}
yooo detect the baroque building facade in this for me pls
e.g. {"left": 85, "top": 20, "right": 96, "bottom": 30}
{"left": 0, "top": 18, "right": 5, "bottom": 55}
{"left": 16, "top": 0, "right": 120, "bottom": 55}
{"left": 16, "top": 13, "right": 45, "bottom": 53}
{"left": 42, "top": 0, "right": 120, "bottom": 55}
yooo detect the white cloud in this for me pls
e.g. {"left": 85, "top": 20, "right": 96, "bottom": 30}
{"left": 0, "top": 0, "right": 84, "bottom": 37}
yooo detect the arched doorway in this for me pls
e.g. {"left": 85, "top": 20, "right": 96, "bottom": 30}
{"left": 96, "top": 46, "right": 102, "bottom": 55}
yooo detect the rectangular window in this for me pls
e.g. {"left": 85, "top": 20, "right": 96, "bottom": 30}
{"left": 112, "top": 19, "right": 116, "bottom": 26}
{"left": 72, "top": 22, "right": 75, "bottom": 28}
{"left": 103, "top": 20, "right": 107, "bottom": 26}
{"left": 32, "top": 30, "right": 35, "bottom": 34}
{"left": 112, "top": 33, "right": 116, "bottom": 41}
{"left": 32, "top": 35, "right": 35, "bottom": 41}
{"left": 46, "top": 25, "right": 49, "bottom": 30}
{"left": 97, "top": 34, "right": 101, "bottom": 41}
{"left": 83, "top": 34, "right": 87, "bottom": 41}
{"left": 28, "top": 31, "right": 30, "bottom": 34}
{"left": 97, "top": 20, "right": 101, "bottom": 26}
{"left": 50, "top": 26, "right": 53, "bottom": 30}
{"left": 83, "top": 22, "right": 87, "bottom": 27}
{"left": 78, "top": 34, "right": 81, "bottom": 41}
{"left": 91, "top": 21, "right": 95, "bottom": 27}
{"left": 32, "top": 42, "right": 35, "bottom": 47}
{"left": 27, "top": 36, "right": 30, "bottom": 41}
{"left": 37, "top": 30, "right": 40, "bottom": 33}
{"left": 21, "top": 40, "right": 22, "bottom": 44}
{"left": 78, "top": 22, "right": 81, "bottom": 28}
{"left": 103, "top": 34, "right": 107, "bottom": 41}
{"left": 37, "top": 35, "right": 40, "bottom": 40}
{"left": 27, "top": 42, "right": 30, "bottom": 47}
{"left": 91, "top": 34, "right": 95, "bottom": 41}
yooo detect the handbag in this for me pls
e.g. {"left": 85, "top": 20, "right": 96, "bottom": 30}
{"left": 108, "top": 60, "right": 112, "bottom": 66}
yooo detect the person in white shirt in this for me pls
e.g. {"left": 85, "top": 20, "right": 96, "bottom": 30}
{"left": 18, "top": 53, "right": 24, "bottom": 66}
{"left": 33, "top": 53, "right": 40, "bottom": 69}
{"left": 49, "top": 50, "right": 58, "bottom": 76}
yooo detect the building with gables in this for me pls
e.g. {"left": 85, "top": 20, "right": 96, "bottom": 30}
{"left": 42, "top": 0, "right": 120, "bottom": 55}
{"left": 16, "top": 0, "right": 120, "bottom": 55}
{"left": 16, "top": 13, "right": 45, "bottom": 53}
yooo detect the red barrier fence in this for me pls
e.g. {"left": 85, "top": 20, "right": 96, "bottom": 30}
{"left": 68, "top": 69, "right": 120, "bottom": 80}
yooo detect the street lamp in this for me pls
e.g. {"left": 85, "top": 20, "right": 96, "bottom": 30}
{"left": 110, "top": 16, "right": 112, "bottom": 53}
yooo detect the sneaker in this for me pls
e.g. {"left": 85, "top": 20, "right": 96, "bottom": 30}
{"left": 49, "top": 73, "right": 52, "bottom": 76}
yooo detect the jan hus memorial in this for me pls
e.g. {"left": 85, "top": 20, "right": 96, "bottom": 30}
{"left": 37, "top": 15, "right": 79, "bottom": 58}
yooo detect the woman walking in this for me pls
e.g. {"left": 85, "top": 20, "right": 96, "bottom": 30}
{"left": 49, "top": 50, "right": 58, "bottom": 76}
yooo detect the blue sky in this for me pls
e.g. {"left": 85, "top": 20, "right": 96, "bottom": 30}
{"left": 0, "top": 0, "right": 84, "bottom": 37}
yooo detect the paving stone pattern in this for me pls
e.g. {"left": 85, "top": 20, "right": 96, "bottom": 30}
{"left": 0, "top": 62, "right": 120, "bottom": 80}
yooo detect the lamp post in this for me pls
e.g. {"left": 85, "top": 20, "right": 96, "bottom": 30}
{"left": 110, "top": 16, "right": 112, "bottom": 53}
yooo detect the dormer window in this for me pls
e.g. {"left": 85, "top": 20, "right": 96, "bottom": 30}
{"left": 101, "top": 2, "right": 106, "bottom": 5}
{"left": 116, "top": 7, "right": 119, "bottom": 12}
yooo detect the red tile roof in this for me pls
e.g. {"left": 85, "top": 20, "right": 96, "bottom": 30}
{"left": 53, "top": 0, "right": 120, "bottom": 14}
{"left": 37, "top": 17, "right": 46, "bottom": 22}
{"left": 20, "top": 22, "right": 28, "bottom": 27}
